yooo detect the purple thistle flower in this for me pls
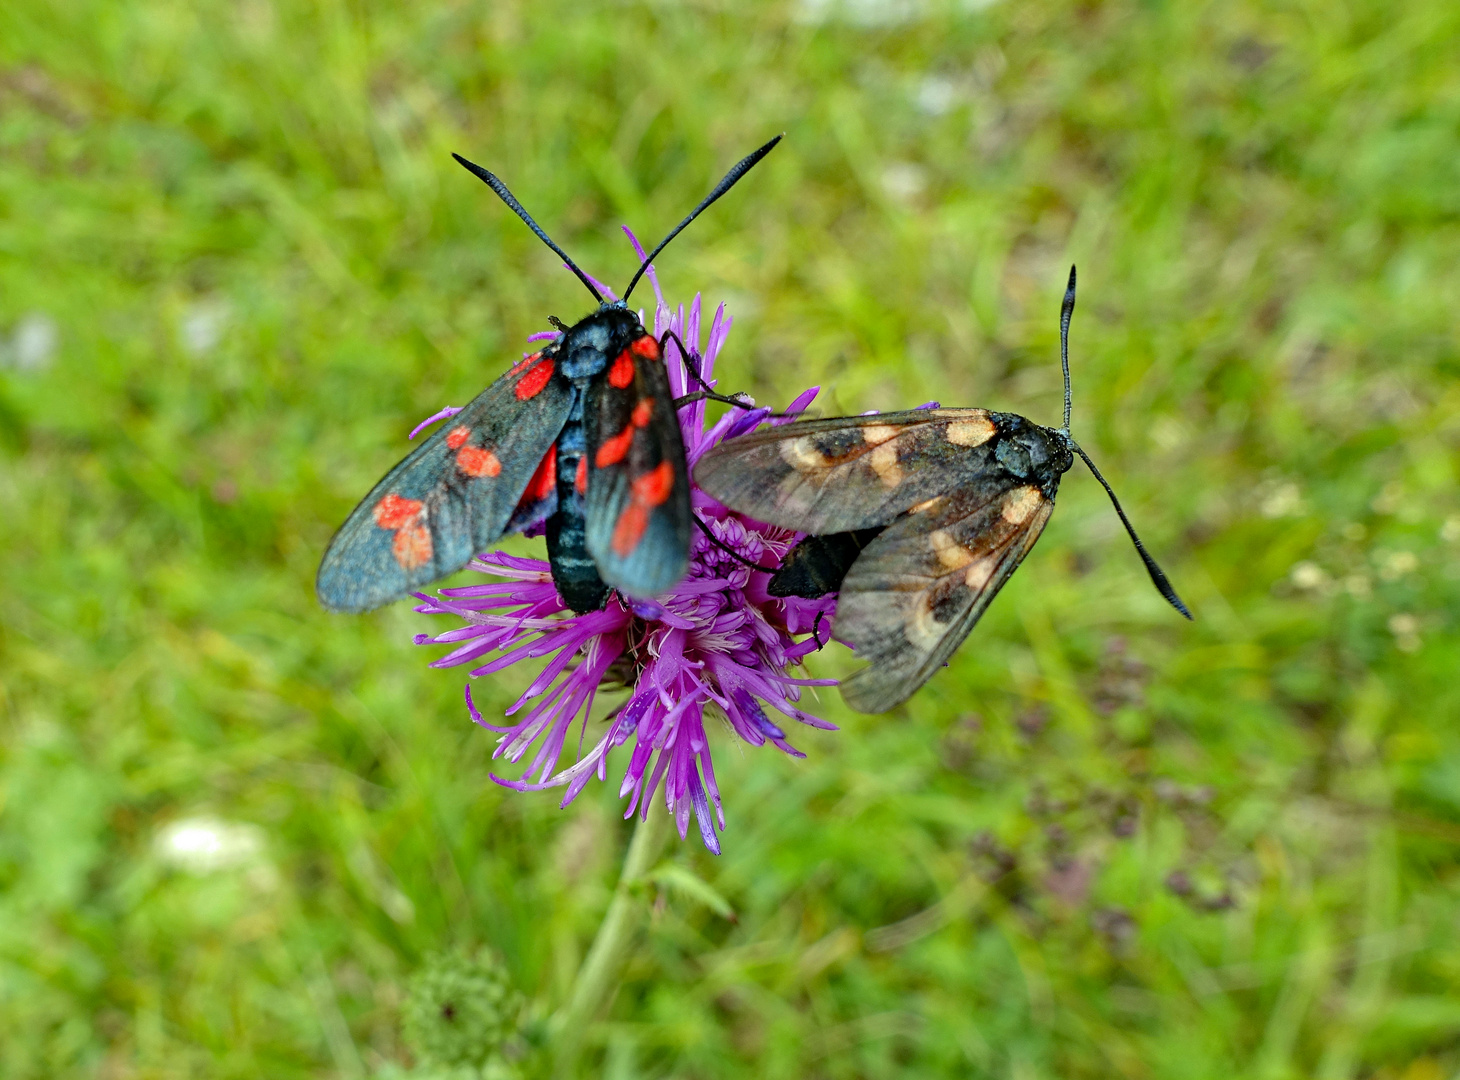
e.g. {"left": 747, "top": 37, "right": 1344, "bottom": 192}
{"left": 410, "top": 231, "right": 836, "bottom": 853}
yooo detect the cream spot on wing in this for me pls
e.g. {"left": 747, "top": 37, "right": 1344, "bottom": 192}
{"left": 907, "top": 593, "right": 947, "bottom": 648}
{"left": 930, "top": 529, "right": 974, "bottom": 571}
{"left": 861, "top": 424, "right": 899, "bottom": 445}
{"left": 779, "top": 436, "right": 830, "bottom": 472}
{"left": 869, "top": 441, "right": 902, "bottom": 488}
{"left": 945, "top": 413, "right": 995, "bottom": 447}
{"left": 964, "top": 556, "right": 996, "bottom": 590}
{"left": 1001, "top": 485, "right": 1043, "bottom": 525}
{"left": 911, "top": 496, "right": 945, "bottom": 514}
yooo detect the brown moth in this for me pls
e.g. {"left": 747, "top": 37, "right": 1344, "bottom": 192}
{"left": 694, "top": 267, "right": 1191, "bottom": 713}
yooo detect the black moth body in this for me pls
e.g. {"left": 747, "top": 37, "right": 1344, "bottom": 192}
{"left": 766, "top": 527, "right": 885, "bottom": 600}
{"left": 317, "top": 304, "right": 688, "bottom": 614}
{"left": 694, "top": 267, "right": 1190, "bottom": 713}
{"left": 315, "top": 136, "right": 782, "bottom": 616}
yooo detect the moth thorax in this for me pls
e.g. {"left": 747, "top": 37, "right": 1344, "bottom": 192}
{"left": 995, "top": 422, "right": 1067, "bottom": 484}
{"left": 561, "top": 323, "right": 610, "bottom": 377}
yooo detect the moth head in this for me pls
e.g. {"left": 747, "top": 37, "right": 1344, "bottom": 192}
{"left": 994, "top": 415, "right": 1073, "bottom": 489}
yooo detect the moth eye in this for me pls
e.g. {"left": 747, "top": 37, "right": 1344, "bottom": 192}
{"left": 996, "top": 439, "right": 1033, "bottom": 477}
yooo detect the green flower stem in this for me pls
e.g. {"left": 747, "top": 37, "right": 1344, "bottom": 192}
{"left": 551, "top": 798, "right": 672, "bottom": 1072}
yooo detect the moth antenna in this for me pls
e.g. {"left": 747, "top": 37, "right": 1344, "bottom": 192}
{"left": 1060, "top": 264, "right": 1076, "bottom": 431}
{"left": 452, "top": 153, "right": 605, "bottom": 305}
{"left": 1070, "top": 442, "right": 1193, "bottom": 620}
{"left": 621, "top": 134, "right": 783, "bottom": 303}
{"left": 692, "top": 516, "right": 780, "bottom": 572}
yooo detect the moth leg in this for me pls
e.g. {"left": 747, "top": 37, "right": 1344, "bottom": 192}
{"left": 674, "top": 388, "right": 757, "bottom": 410}
{"left": 659, "top": 329, "right": 760, "bottom": 411}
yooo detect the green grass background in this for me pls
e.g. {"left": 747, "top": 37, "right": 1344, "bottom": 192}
{"left": 3, "top": 0, "right": 1459, "bottom": 1076}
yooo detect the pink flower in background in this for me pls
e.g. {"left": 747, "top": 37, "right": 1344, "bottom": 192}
{"left": 411, "top": 231, "right": 834, "bottom": 853}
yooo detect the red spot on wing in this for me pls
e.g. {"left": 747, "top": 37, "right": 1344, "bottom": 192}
{"left": 611, "top": 504, "right": 649, "bottom": 557}
{"left": 595, "top": 424, "right": 634, "bottom": 468}
{"left": 608, "top": 349, "right": 635, "bottom": 388}
{"left": 514, "top": 358, "right": 555, "bottom": 400}
{"left": 575, "top": 455, "right": 587, "bottom": 495}
{"left": 630, "top": 335, "right": 660, "bottom": 360}
{"left": 392, "top": 523, "right": 434, "bottom": 570}
{"left": 610, "top": 461, "right": 675, "bottom": 557}
{"left": 372, "top": 493, "right": 435, "bottom": 571}
{"left": 632, "top": 460, "right": 674, "bottom": 507}
{"left": 519, "top": 445, "right": 557, "bottom": 507}
{"left": 373, "top": 494, "right": 424, "bottom": 530}
{"left": 456, "top": 445, "right": 502, "bottom": 477}
{"left": 594, "top": 397, "right": 656, "bottom": 469}
{"left": 509, "top": 351, "right": 542, "bottom": 376}
{"left": 445, "top": 425, "right": 471, "bottom": 449}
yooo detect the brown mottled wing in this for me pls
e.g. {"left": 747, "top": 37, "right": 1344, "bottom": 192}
{"left": 584, "top": 335, "right": 691, "bottom": 597}
{"left": 692, "top": 408, "right": 1001, "bottom": 533}
{"left": 834, "top": 482, "right": 1055, "bottom": 713}
{"left": 316, "top": 351, "right": 572, "bottom": 613}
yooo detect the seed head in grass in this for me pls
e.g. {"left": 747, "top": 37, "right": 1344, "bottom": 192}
{"left": 403, "top": 948, "right": 525, "bottom": 1071}
{"left": 412, "top": 232, "right": 835, "bottom": 854}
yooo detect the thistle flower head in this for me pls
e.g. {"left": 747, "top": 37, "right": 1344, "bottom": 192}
{"left": 412, "top": 230, "right": 835, "bottom": 853}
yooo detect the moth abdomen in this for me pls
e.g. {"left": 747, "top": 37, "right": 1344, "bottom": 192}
{"left": 767, "top": 526, "right": 885, "bottom": 599}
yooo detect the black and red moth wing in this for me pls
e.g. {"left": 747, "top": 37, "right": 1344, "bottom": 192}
{"left": 835, "top": 481, "right": 1055, "bottom": 713}
{"left": 317, "top": 351, "right": 573, "bottom": 612}
{"left": 583, "top": 334, "right": 691, "bottom": 597}
{"left": 692, "top": 408, "right": 1004, "bottom": 534}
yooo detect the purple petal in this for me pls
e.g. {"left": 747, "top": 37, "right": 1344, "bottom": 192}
{"left": 408, "top": 406, "right": 463, "bottom": 440}
{"left": 576, "top": 266, "right": 617, "bottom": 302}
{"left": 690, "top": 771, "right": 721, "bottom": 855}
{"left": 631, "top": 598, "right": 666, "bottom": 620}
{"left": 782, "top": 385, "right": 820, "bottom": 416}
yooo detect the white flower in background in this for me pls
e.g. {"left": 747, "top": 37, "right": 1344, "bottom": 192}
{"left": 880, "top": 162, "right": 927, "bottom": 204}
{"left": 1259, "top": 479, "right": 1304, "bottom": 519}
{"left": 1289, "top": 561, "right": 1330, "bottom": 593}
{"left": 914, "top": 75, "right": 959, "bottom": 116}
{"left": 1377, "top": 550, "right": 1418, "bottom": 582}
{"left": 179, "top": 299, "right": 230, "bottom": 357}
{"left": 1388, "top": 613, "right": 1421, "bottom": 653}
{"left": 155, "top": 817, "right": 266, "bottom": 874}
{"left": 7, "top": 313, "right": 58, "bottom": 372}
